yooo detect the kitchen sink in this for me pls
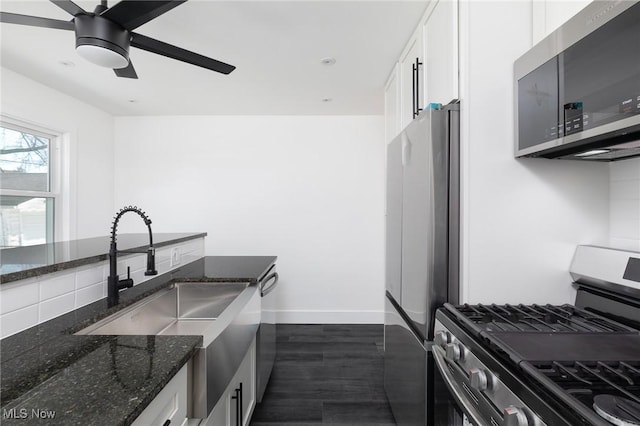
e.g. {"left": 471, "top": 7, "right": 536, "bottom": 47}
{"left": 76, "top": 281, "right": 261, "bottom": 419}
{"left": 76, "top": 282, "right": 250, "bottom": 336}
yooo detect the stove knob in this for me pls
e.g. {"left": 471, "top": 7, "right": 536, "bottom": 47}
{"left": 434, "top": 331, "right": 451, "bottom": 347}
{"left": 469, "top": 368, "right": 493, "bottom": 391}
{"left": 445, "top": 343, "right": 465, "bottom": 361}
{"left": 502, "top": 406, "right": 529, "bottom": 426}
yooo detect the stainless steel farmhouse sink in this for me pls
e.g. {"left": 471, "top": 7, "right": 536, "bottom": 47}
{"left": 77, "top": 282, "right": 250, "bottom": 336}
{"left": 76, "top": 281, "right": 261, "bottom": 419}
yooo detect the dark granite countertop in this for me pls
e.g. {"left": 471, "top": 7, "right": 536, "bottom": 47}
{"left": 0, "top": 256, "right": 277, "bottom": 425}
{"left": 0, "top": 232, "right": 207, "bottom": 284}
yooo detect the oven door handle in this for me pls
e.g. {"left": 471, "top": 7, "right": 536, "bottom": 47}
{"left": 432, "top": 345, "right": 486, "bottom": 426}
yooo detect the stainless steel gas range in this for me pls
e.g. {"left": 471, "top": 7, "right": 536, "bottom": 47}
{"left": 433, "top": 246, "right": 640, "bottom": 426}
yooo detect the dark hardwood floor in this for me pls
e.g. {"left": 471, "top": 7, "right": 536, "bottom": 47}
{"left": 250, "top": 324, "right": 396, "bottom": 425}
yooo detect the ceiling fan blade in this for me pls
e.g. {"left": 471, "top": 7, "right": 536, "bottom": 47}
{"left": 50, "top": 0, "right": 86, "bottom": 17}
{"left": 114, "top": 61, "right": 138, "bottom": 79}
{"left": 0, "top": 12, "right": 74, "bottom": 30}
{"left": 100, "top": 1, "right": 186, "bottom": 31}
{"left": 131, "top": 33, "right": 235, "bottom": 75}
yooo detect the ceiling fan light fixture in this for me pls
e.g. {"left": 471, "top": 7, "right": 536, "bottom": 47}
{"left": 74, "top": 14, "right": 130, "bottom": 69}
{"left": 76, "top": 44, "right": 129, "bottom": 69}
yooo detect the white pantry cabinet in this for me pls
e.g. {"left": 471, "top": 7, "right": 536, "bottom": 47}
{"left": 399, "top": 25, "right": 425, "bottom": 131}
{"left": 133, "top": 363, "right": 189, "bottom": 426}
{"left": 203, "top": 336, "right": 256, "bottom": 426}
{"left": 423, "top": 0, "right": 458, "bottom": 106}
{"left": 384, "top": 64, "right": 401, "bottom": 145}
{"left": 384, "top": 0, "right": 459, "bottom": 143}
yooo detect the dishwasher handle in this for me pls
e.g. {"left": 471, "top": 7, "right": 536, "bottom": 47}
{"left": 260, "top": 272, "right": 279, "bottom": 297}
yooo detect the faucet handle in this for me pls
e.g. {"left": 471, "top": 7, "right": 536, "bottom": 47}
{"left": 145, "top": 247, "right": 158, "bottom": 276}
{"left": 118, "top": 266, "right": 134, "bottom": 290}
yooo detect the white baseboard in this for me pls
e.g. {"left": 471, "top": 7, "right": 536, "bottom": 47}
{"left": 274, "top": 310, "right": 383, "bottom": 324}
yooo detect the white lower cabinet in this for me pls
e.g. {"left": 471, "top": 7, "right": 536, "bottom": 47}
{"left": 133, "top": 363, "right": 189, "bottom": 426}
{"left": 203, "top": 336, "right": 257, "bottom": 426}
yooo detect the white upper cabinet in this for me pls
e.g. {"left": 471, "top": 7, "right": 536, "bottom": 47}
{"left": 423, "top": 0, "right": 459, "bottom": 105}
{"left": 384, "top": 0, "right": 459, "bottom": 143}
{"left": 384, "top": 64, "right": 401, "bottom": 145}
{"left": 399, "top": 27, "right": 425, "bottom": 131}
{"left": 532, "top": 0, "right": 592, "bottom": 44}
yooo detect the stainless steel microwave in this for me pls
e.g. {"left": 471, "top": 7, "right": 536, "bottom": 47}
{"left": 514, "top": 0, "right": 640, "bottom": 161}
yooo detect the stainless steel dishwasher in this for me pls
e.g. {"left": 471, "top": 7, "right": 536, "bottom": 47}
{"left": 256, "top": 264, "right": 278, "bottom": 402}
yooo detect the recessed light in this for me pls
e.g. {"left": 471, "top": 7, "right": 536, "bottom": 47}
{"left": 320, "top": 57, "right": 336, "bottom": 66}
{"left": 59, "top": 60, "right": 75, "bottom": 67}
{"left": 322, "top": 98, "right": 332, "bottom": 103}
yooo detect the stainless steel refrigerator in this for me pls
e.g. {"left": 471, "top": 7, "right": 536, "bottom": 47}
{"left": 384, "top": 101, "right": 463, "bottom": 425}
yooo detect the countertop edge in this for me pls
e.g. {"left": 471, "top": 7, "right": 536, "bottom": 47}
{"left": 0, "top": 233, "right": 207, "bottom": 284}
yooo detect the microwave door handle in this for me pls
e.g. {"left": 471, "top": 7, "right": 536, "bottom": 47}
{"left": 261, "top": 272, "right": 279, "bottom": 297}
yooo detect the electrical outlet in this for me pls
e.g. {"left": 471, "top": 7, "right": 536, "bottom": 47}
{"left": 170, "top": 247, "right": 181, "bottom": 267}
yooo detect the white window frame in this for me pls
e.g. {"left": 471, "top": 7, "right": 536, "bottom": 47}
{"left": 0, "top": 117, "right": 63, "bottom": 245}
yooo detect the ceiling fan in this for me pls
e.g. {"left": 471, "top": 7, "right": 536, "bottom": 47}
{"left": 0, "top": 0, "right": 235, "bottom": 79}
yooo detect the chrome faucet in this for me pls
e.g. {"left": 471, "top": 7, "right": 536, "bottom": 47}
{"left": 107, "top": 206, "right": 157, "bottom": 305}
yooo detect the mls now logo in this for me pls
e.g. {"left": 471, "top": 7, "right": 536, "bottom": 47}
{"left": 3, "top": 408, "right": 56, "bottom": 419}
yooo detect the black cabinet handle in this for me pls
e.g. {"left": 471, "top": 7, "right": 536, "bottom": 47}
{"left": 162, "top": 420, "right": 171, "bottom": 426}
{"left": 231, "top": 385, "right": 242, "bottom": 426}
{"left": 413, "top": 57, "right": 423, "bottom": 119}
{"left": 412, "top": 62, "right": 416, "bottom": 119}
{"left": 239, "top": 382, "right": 243, "bottom": 424}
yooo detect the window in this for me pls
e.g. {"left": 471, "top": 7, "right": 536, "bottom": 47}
{"left": 0, "top": 121, "right": 59, "bottom": 247}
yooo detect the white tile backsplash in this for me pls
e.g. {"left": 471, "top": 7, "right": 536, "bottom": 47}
{"left": 156, "top": 259, "right": 171, "bottom": 276}
{"left": 610, "top": 158, "right": 640, "bottom": 181}
{"left": 610, "top": 158, "right": 640, "bottom": 250}
{"left": 1, "top": 279, "right": 39, "bottom": 314}
{"left": 609, "top": 198, "right": 640, "bottom": 220}
{"left": 39, "top": 292, "right": 76, "bottom": 323}
{"left": 1, "top": 305, "right": 39, "bottom": 339}
{"left": 0, "top": 237, "right": 205, "bottom": 339}
{"left": 76, "top": 264, "right": 106, "bottom": 289}
{"left": 610, "top": 218, "right": 640, "bottom": 239}
{"left": 610, "top": 179, "right": 640, "bottom": 201}
{"left": 76, "top": 282, "right": 105, "bottom": 308}
{"left": 609, "top": 237, "right": 640, "bottom": 252}
{"left": 40, "top": 272, "right": 75, "bottom": 300}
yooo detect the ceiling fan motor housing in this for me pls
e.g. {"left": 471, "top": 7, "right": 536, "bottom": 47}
{"left": 74, "top": 14, "right": 130, "bottom": 65}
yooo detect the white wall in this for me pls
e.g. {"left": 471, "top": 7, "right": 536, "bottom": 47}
{"left": 532, "top": 0, "right": 592, "bottom": 44}
{"left": 610, "top": 158, "right": 640, "bottom": 251}
{"left": 114, "top": 116, "right": 385, "bottom": 323}
{"left": 458, "top": 1, "right": 610, "bottom": 305}
{"left": 0, "top": 68, "right": 114, "bottom": 240}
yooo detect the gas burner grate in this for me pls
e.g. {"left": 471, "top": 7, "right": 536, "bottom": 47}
{"left": 454, "top": 303, "right": 634, "bottom": 333}
{"left": 526, "top": 360, "right": 640, "bottom": 421}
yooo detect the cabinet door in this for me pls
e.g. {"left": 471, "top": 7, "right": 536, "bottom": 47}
{"left": 204, "top": 392, "right": 228, "bottom": 426}
{"left": 132, "top": 364, "right": 188, "bottom": 426}
{"left": 204, "top": 337, "right": 256, "bottom": 426}
{"left": 399, "top": 27, "right": 424, "bottom": 130}
{"left": 424, "top": 0, "right": 458, "bottom": 105}
{"left": 384, "top": 63, "right": 401, "bottom": 144}
{"left": 229, "top": 337, "right": 256, "bottom": 426}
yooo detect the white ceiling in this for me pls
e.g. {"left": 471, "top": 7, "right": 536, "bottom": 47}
{"left": 0, "top": 1, "right": 427, "bottom": 115}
